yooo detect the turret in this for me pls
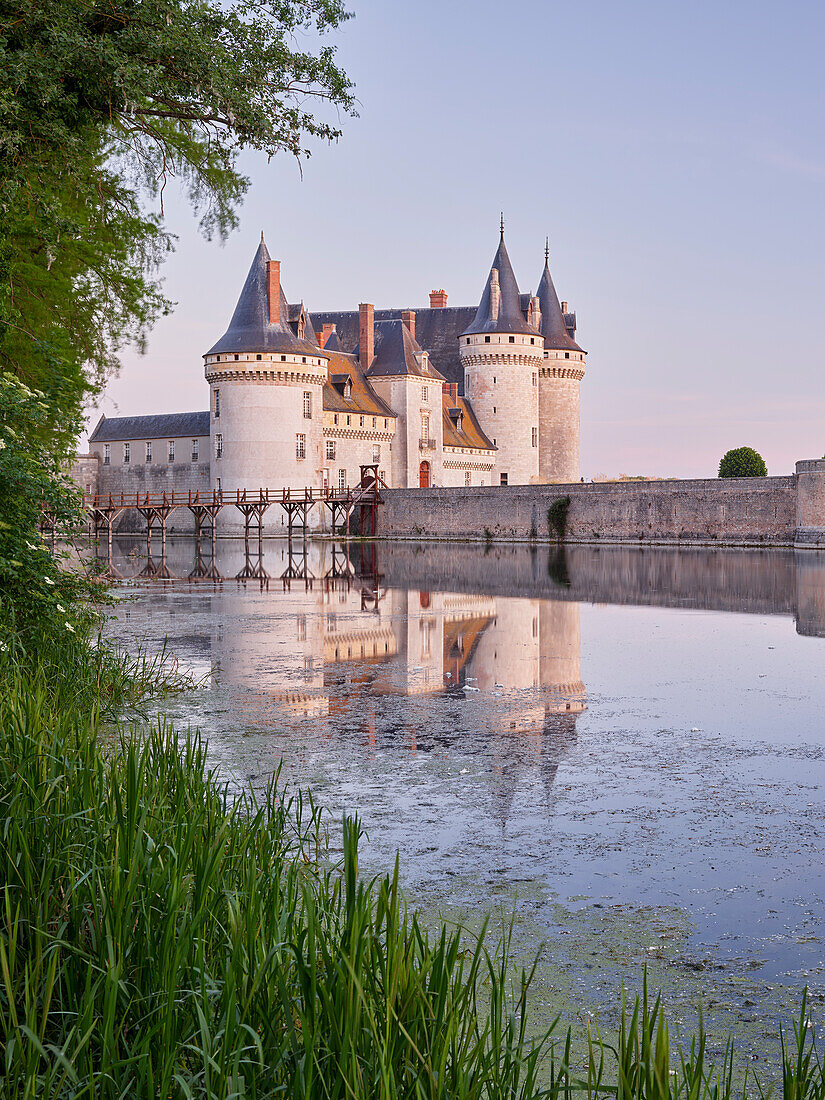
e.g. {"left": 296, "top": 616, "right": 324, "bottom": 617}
{"left": 203, "top": 235, "right": 329, "bottom": 494}
{"left": 535, "top": 240, "right": 586, "bottom": 483}
{"left": 459, "top": 223, "right": 543, "bottom": 485}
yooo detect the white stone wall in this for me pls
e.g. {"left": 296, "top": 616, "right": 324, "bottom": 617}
{"left": 92, "top": 435, "right": 210, "bottom": 497}
{"left": 323, "top": 410, "right": 395, "bottom": 488}
{"left": 369, "top": 376, "right": 444, "bottom": 488}
{"left": 538, "top": 352, "right": 585, "bottom": 483}
{"left": 460, "top": 332, "right": 543, "bottom": 485}
{"left": 442, "top": 447, "right": 495, "bottom": 487}
{"left": 206, "top": 353, "right": 328, "bottom": 493}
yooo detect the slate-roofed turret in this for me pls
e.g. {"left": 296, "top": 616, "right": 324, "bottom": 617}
{"left": 206, "top": 236, "right": 322, "bottom": 357}
{"left": 536, "top": 242, "right": 584, "bottom": 353}
{"left": 462, "top": 227, "right": 539, "bottom": 337}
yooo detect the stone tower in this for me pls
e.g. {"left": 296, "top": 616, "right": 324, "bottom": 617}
{"left": 460, "top": 227, "right": 543, "bottom": 485}
{"left": 203, "top": 236, "right": 329, "bottom": 493}
{"left": 535, "top": 242, "right": 586, "bottom": 483}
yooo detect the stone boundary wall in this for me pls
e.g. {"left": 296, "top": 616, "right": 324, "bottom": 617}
{"left": 377, "top": 476, "right": 799, "bottom": 546}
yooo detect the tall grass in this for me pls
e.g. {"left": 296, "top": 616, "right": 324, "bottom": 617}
{"left": 0, "top": 646, "right": 822, "bottom": 1098}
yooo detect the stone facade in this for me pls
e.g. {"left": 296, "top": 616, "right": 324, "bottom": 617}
{"left": 376, "top": 475, "right": 800, "bottom": 546}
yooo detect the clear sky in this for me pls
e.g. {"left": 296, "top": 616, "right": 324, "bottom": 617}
{"left": 88, "top": 0, "right": 825, "bottom": 479}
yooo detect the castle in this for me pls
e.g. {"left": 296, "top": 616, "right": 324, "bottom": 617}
{"left": 88, "top": 225, "right": 586, "bottom": 499}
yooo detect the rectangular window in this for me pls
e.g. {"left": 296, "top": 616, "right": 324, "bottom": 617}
{"left": 123, "top": 442, "right": 130, "bottom": 464}
{"left": 214, "top": 388, "right": 220, "bottom": 418}
{"left": 338, "top": 468, "right": 347, "bottom": 490}
{"left": 384, "top": 418, "right": 388, "bottom": 429}
{"left": 359, "top": 415, "right": 364, "bottom": 427}
{"left": 334, "top": 413, "right": 339, "bottom": 425}
{"left": 422, "top": 414, "right": 430, "bottom": 442}
{"left": 168, "top": 440, "right": 175, "bottom": 463}
{"left": 145, "top": 440, "right": 152, "bottom": 463}
{"left": 216, "top": 476, "right": 222, "bottom": 493}
{"left": 532, "top": 373, "right": 537, "bottom": 386}
{"left": 296, "top": 433, "right": 306, "bottom": 459}
{"left": 326, "top": 439, "right": 336, "bottom": 460}
{"left": 192, "top": 438, "right": 199, "bottom": 461}
{"left": 303, "top": 391, "right": 312, "bottom": 419}
{"left": 372, "top": 416, "right": 376, "bottom": 427}
{"left": 215, "top": 434, "right": 223, "bottom": 459}
{"left": 372, "top": 444, "right": 381, "bottom": 463}
{"left": 465, "top": 470, "right": 471, "bottom": 486}
{"left": 346, "top": 415, "right": 351, "bottom": 426}
{"left": 103, "top": 443, "right": 110, "bottom": 465}
{"left": 422, "top": 386, "right": 428, "bottom": 402}
{"left": 532, "top": 427, "right": 538, "bottom": 448}
{"left": 500, "top": 472, "right": 508, "bottom": 486}
{"left": 379, "top": 469, "right": 386, "bottom": 484}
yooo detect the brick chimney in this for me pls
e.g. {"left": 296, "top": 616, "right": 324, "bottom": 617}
{"left": 442, "top": 381, "right": 459, "bottom": 403}
{"left": 401, "top": 309, "right": 415, "bottom": 341}
{"left": 561, "top": 300, "right": 568, "bottom": 313}
{"left": 358, "top": 303, "right": 374, "bottom": 371}
{"left": 430, "top": 289, "right": 448, "bottom": 308}
{"left": 320, "top": 322, "right": 336, "bottom": 348}
{"left": 266, "top": 260, "right": 281, "bottom": 325}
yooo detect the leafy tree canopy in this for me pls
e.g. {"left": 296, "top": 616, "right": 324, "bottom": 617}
{"left": 0, "top": 0, "right": 355, "bottom": 431}
{"left": 718, "top": 447, "right": 767, "bottom": 478}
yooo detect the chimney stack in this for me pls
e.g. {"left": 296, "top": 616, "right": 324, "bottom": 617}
{"left": 561, "top": 300, "right": 568, "bottom": 313}
{"left": 401, "top": 309, "right": 415, "bottom": 341}
{"left": 266, "top": 260, "right": 281, "bottom": 325}
{"left": 489, "top": 268, "right": 500, "bottom": 323}
{"left": 442, "top": 381, "right": 459, "bottom": 404}
{"left": 358, "top": 303, "right": 374, "bottom": 371}
{"left": 320, "top": 322, "right": 336, "bottom": 348}
{"left": 429, "top": 289, "right": 448, "bottom": 308}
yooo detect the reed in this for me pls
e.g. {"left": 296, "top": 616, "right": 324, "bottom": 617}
{"left": 0, "top": 648, "right": 822, "bottom": 1099}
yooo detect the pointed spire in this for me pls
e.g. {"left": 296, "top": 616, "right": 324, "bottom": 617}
{"left": 536, "top": 245, "right": 583, "bottom": 353}
{"left": 462, "top": 229, "right": 538, "bottom": 336}
{"left": 205, "top": 237, "right": 324, "bottom": 357}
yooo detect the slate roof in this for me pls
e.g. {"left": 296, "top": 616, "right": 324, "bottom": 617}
{"left": 364, "top": 320, "right": 446, "bottom": 381}
{"left": 462, "top": 233, "right": 539, "bottom": 337}
{"left": 441, "top": 395, "right": 496, "bottom": 452}
{"left": 311, "top": 307, "right": 474, "bottom": 389}
{"left": 536, "top": 255, "right": 584, "bottom": 353}
{"left": 89, "top": 412, "right": 210, "bottom": 442}
{"left": 206, "top": 237, "right": 324, "bottom": 357}
{"left": 322, "top": 351, "right": 397, "bottom": 419}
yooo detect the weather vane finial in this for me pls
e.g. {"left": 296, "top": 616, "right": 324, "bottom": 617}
{"left": 545, "top": 236, "right": 550, "bottom": 264}
{"left": 261, "top": 229, "right": 265, "bottom": 242}
{"left": 500, "top": 211, "right": 505, "bottom": 239}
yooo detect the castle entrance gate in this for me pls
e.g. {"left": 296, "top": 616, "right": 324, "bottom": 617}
{"left": 419, "top": 461, "right": 430, "bottom": 488}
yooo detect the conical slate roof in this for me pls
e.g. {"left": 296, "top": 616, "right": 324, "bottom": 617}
{"left": 462, "top": 231, "right": 538, "bottom": 337}
{"left": 536, "top": 247, "right": 584, "bottom": 353}
{"left": 205, "top": 237, "right": 324, "bottom": 357}
{"left": 323, "top": 329, "right": 343, "bottom": 353}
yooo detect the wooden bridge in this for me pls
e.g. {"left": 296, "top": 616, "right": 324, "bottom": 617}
{"left": 81, "top": 465, "right": 386, "bottom": 562}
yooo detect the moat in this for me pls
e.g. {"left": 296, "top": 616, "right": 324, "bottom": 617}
{"left": 101, "top": 538, "right": 825, "bottom": 1061}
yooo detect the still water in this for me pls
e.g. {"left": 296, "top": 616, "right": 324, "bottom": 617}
{"left": 103, "top": 538, "right": 825, "bottom": 1055}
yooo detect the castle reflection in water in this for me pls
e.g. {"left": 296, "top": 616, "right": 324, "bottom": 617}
{"left": 103, "top": 537, "right": 825, "bottom": 817}
{"left": 104, "top": 538, "right": 588, "bottom": 807}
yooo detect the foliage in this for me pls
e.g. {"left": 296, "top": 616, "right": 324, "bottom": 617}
{"left": 718, "top": 447, "right": 767, "bottom": 479}
{"left": 548, "top": 495, "right": 572, "bottom": 540}
{"left": 0, "top": 0, "right": 355, "bottom": 419}
{"left": 1, "top": 650, "right": 825, "bottom": 1097}
{"left": 0, "top": 654, "right": 554, "bottom": 1099}
{"left": 0, "top": 372, "right": 102, "bottom": 649}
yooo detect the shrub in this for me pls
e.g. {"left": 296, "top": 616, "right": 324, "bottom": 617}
{"left": 547, "top": 496, "right": 571, "bottom": 540}
{"left": 718, "top": 447, "right": 767, "bottom": 478}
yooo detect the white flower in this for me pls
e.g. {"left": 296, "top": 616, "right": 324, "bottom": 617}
{"left": 25, "top": 541, "right": 38, "bottom": 551}
{"left": 64, "top": 622, "right": 75, "bottom": 633}
{"left": 44, "top": 576, "right": 55, "bottom": 586}
{"left": 0, "top": 439, "right": 5, "bottom": 451}
{"left": 0, "top": 640, "right": 8, "bottom": 652}
{"left": 56, "top": 603, "right": 66, "bottom": 613}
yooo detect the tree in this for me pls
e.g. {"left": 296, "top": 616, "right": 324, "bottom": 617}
{"left": 718, "top": 447, "right": 767, "bottom": 478}
{"left": 0, "top": 0, "right": 355, "bottom": 430}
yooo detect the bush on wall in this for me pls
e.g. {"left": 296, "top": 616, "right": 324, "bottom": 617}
{"left": 718, "top": 447, "right": 767, "bottom": 478}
